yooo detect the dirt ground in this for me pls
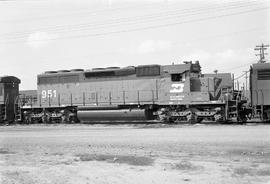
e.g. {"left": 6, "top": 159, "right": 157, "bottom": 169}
{"left": 0, "top": 124, "right": 270, "bottom": 184}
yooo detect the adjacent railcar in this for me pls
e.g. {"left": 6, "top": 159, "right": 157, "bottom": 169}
{"left": 0, "top": 76, "right": 20, "bottom": 123}
{"left": 19, "top": 90, "right": 37, "bottom": 106}
{"left": 19, "top": 61, "right": 243, "bottom": 123}
{"left": 250, "top": 63, "right": 270, "bottom": 121}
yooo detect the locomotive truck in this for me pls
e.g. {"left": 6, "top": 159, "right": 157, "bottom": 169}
{"left": 17, "top": 61, "right": 248, "bottom": 123}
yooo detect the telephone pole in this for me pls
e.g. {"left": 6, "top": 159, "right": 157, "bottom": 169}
{"left": 255, "top": 43, "right": 269, "bottom": 63}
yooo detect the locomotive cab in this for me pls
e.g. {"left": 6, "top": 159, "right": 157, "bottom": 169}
{"left": 0, "top": 76, "right": 20, "bottom": 123}
{"left": 157, "top": 61, "right": 239, "bottom": 123}
{"left": 161, "top": 61, "right": 208, "bottom": 105}
{"left": 250, "top": 63, "right": 270, "bottom": 121}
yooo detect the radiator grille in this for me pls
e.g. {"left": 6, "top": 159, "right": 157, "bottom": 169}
{"left": 258, "top": 69, "right": 270, "bottom": 80}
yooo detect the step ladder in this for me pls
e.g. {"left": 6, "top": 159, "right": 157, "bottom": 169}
{"left": 254, "top": 104, "right": 264, "bottom": 121}
{"left": 227, "top": 90, "right": 242, "bottom": 121}
{"left": 14, "top": 96, "right": 22, "bottom": 122}
{"left": 0, "top": 104, "right": 5, "bottom": 123}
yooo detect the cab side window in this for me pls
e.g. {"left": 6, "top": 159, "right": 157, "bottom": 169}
{"left": 171, "top": 74, "right": 182, "bottom": 82}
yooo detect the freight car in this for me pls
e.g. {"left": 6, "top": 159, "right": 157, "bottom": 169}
{"left": 18, "top": 61, "right": 246, "bottom": 123}
{"left": 0, "top": 76, "right": 20, "bottom": 124}
{"left": 250, "top": 62, "right": 270, "bottom": 121}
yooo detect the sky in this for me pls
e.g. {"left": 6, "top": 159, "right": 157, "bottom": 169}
{"left": 0, "top": 0, "right": 269, "bottom": 90}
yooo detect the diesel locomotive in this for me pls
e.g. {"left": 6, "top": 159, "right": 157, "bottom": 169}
{"left": 16, "top": 61, "right": 249, "bottom": 123}
{"left": 249, "top": 62, "right": 270, "bottom": 121}
{"left": 0, "top": 76, "right": 20, "bottom": 123}
{"left": 2, "top": 59, "right": 270, "bottom": 124}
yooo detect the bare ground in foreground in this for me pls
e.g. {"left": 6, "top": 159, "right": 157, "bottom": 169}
{"left": 0, "top": 124, "right": 270, "bottom": 184}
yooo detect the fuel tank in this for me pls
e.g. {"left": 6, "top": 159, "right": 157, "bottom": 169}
{"left": 77, "top": 108, "right": 149, "bottom": 121}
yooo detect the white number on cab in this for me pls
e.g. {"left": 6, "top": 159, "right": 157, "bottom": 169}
{"left": 41, "top": 90, "right": 57, "bottom": 98}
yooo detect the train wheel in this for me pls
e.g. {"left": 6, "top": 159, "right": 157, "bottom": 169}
{"left": 266, "top": 111, "right": 270, "bottom": 122}
{"left": 60, "top": 114, "right": 69, "bottom": 123}
{"left": 41, "top": 112, "right": 50, "bottom": 123}
{"left": 25, "top": 117, "right": 32, "bottom": 124}
{"left": 196, "top": 117, "right": 203, "bottom": 123}
{"left": 186, "top": 113, "right": 197, "bottom": 124}
{"left": 60, "top": 110, "right": 73, "bottom": 123}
